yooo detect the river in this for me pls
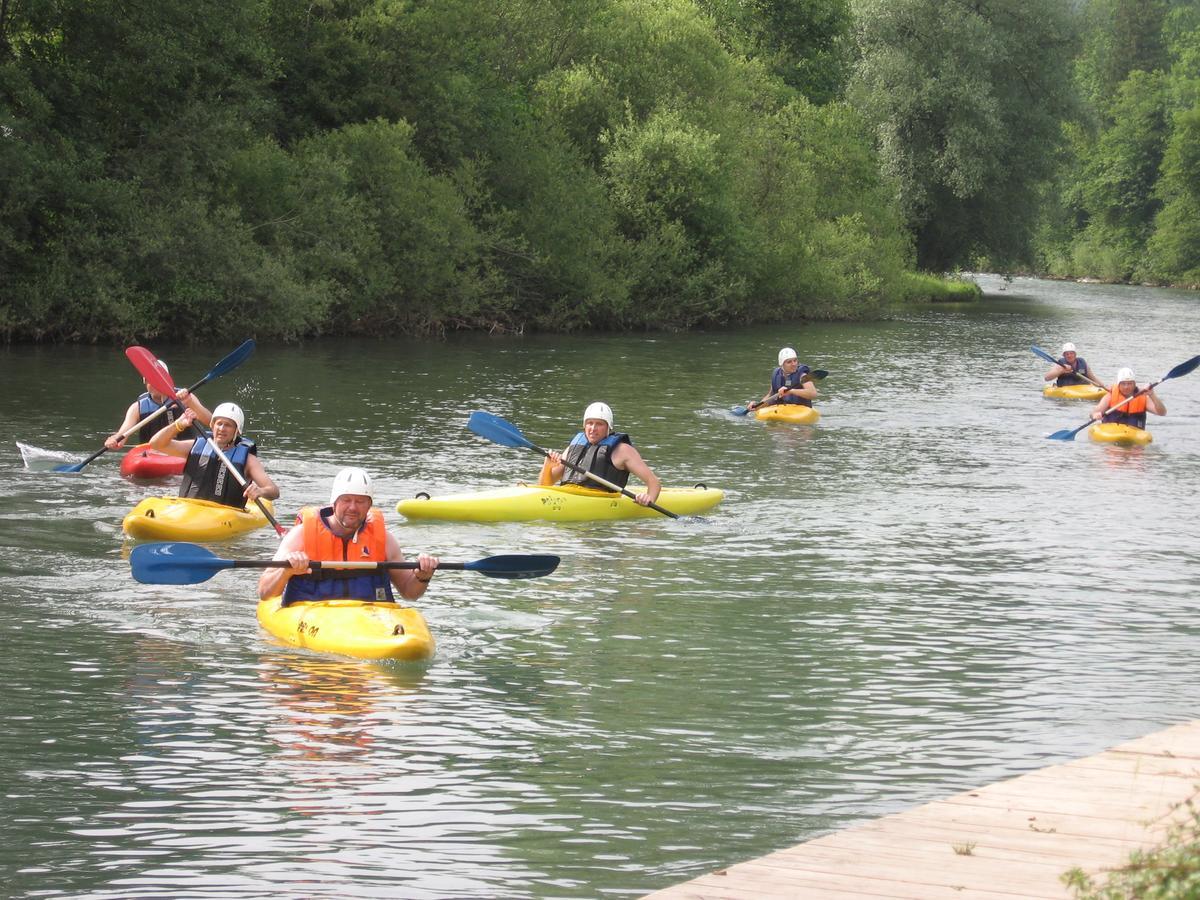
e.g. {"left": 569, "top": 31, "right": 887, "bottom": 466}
{"left": 2, "top": 275, "right": 1198, "bottom": 898}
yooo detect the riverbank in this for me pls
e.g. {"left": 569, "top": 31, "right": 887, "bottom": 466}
{"left": 644, "top": 720, "right": 1200, "bottom": 899}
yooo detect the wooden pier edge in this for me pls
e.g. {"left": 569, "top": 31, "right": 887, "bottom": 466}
{"left": 643, "top": 719, "right": 1200, "bottom": 899}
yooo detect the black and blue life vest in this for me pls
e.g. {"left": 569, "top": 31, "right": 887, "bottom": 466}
{"left": 135, "top": 392, "right": 196, "bottom": 443}
{"left": 1055, "top": 357, "right": 1090, "bottom": 387}
{"left": 179, "top": 435, "right": 257, "bottom": 508}
{"left": 561, "top": 432, "right": 632, "bottom": 491}
{"left": 771, "top": 365, "right": 813, "bottom": 406}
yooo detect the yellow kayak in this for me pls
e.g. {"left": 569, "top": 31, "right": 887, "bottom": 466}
{"left": 1044, "top": 383, "right": 1106, "bottom": 401}
{"left": 257, "top": 596, "right": 435, "bottom": 662}
{"left": 1090, "top": 423, "right": 1153, "bottom": 445}
{"left": 754, "top": 404, "right": 820, "bottom": 424}
{"left": 397, "top": 482, "right": 724, "bottom": 522}
{"left": 122, "top": 496, "right": 275, "bottom": 541}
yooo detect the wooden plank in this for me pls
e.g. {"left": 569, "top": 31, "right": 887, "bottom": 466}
{"left": 643, "top": 720, "right": 1200, "bottom": 900}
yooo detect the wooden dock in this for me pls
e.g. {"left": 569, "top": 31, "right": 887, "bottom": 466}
{"left": 645, "top": 720, "right": 1200, "bottom": 899}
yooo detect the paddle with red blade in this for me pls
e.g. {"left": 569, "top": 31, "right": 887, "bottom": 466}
{"left": 130, "top": 542, "right": 561, "bottom": 585}
{"left": 53, "top": 340, "right": 256, "bottom": 473}
{"left": 127, "top": 346, "right": 286, "bottom": 535}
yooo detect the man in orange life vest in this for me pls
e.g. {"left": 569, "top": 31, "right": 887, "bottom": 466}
{"left": 1091, "top": 367, "right": 1166, "bottom": 428}
{"left": 258, "top": 468, "right": 437, "bottom": 604}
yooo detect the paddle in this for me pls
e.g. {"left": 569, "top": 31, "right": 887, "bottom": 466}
{"left": 54, "top": 340, "right": 256, "bottom": 473}
{"left": 467, "top": 410, "right": 681, "bottom": 519}
{"left": 1047, "top": 354, "right": 1200, "bottom": 441}
{"left": 731, "top": 370, "right": 829, "bottom": 417}
{"left": 127, "top": 346, "right": 286, "bottom": 535}
{"left": 130, "top": 542, "right": 561, "bottom": 585}
{"left": 1030, "top": 345, "right": 1106, "bottom": 390}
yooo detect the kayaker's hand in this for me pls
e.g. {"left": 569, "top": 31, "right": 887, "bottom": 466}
{"left": 177, "top": 409, "right": 198, "bottom": 429}
{"left": 548, "top": 450, "right": 563, "bottom": 464}
{"left": 414, "top": 553, "right": 438, "bottom": 585}
{"left": 286, "top": 551, "right": 310, "bottom": 574}
{"left": 244, "top": 482, "right": 265, "bottom": 502}
{"left": 105, "top": 433, "right": 126, "bottom": 450}
{"left": 634, "top": 492, "right": 652, "bottom": 506}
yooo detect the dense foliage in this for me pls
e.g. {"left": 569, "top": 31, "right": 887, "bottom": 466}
{"left": 0, "top": 0, "right": 918, "bottom": 342}
{"left": 1032, "top": 0, "right": 1200, "bottom": 285}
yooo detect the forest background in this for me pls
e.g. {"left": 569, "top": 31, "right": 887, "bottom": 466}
{"left": 0, "top": 0, "right": 1196, "bottom": 342}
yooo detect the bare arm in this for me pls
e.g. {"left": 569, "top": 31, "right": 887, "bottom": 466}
{"left": 105, "top": 401, "right": 143, "bottom": 449}
{"left": 258, "top": 525, "right": 307, "bottom": 600}
{"left": 148, "top": 409, "right": 198, "bottom": 457}
{"left": 386, "top": 532, "right": 438, "bottom": 601}
{"left": 1147, "top": 388, "right": 1166, "bottom": 416}
{"left": 242, "top": 453, "right": 280, "bottom": 502}
{"left": 612, "top": 443, "right": 661, "bottom": 505}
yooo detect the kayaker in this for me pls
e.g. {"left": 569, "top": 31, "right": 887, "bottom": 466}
{"left": 1091, "top": 367, "right": 1166, "bottom": 428}
{"left": 539, "top": 402, "right": 662, "bottom": 507}
{"left": 748, "top": 347, "right": 817, "bottom": 411}
{"left": 104, "top": 360, "right": 213, "bottom": 449}
{"left": 257, "top": 467, "right": 438, "bottom": 604}
{"left": 1044, "top": 343, "right": 1106, "bottom": 389}
{"left": 148, "top": 402, "right": 280, "bottom": 509}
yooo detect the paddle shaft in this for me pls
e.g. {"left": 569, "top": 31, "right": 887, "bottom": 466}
{"left": 533, "top": 438, "right": 679, "bottom": 519}
{"left": 232, "top": 560, "right": 478, "bottom": 572}
{"left": 130, "top": 348, "right": 285, "bottom": 535}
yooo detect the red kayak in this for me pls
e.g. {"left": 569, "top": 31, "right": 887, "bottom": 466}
{"left": 120, "top": 444, "right": 185, "bottom": 479}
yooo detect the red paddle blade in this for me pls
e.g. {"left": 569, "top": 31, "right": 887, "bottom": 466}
{"left": 126, "top": 346, "right": 176, "bottom": 397}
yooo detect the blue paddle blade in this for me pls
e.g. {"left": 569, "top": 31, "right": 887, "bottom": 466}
{"left": 467, "top": 410, "right": 537, "bottom": 450}
{"left": 1030, "top": 345, "right": 1060, "bottom": 366}
{"left": 463, "top": 554, "right": 560, "bottom": 579}
{"left": 130, "top": 542, "right": 233, "bottom": 585}
{"left": 53, "top": 461, "right": 88, "bottom": 473}
{"left": 205, "top": 339, "right": 255, "bottom": 380}
{"left": 1165, "top": 354, "right": 1200, "bottom": 381}
{"left": 1046, "top": 428, "right": 1079, "bottom": 441}
{"left": 730, "top": 406, "right": 750, "bottom": 416}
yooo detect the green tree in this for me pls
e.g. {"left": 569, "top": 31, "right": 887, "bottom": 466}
{"left": 850, "top": 0, "right": 1078, "bottom": 270}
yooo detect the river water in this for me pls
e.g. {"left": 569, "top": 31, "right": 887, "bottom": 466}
{"left": 2, "top": 275, "right": 1198, "bottom": 898}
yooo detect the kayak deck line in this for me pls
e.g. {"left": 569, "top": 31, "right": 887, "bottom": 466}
{"left": 643, "top": 719, "right": 1200, "bottom": 899}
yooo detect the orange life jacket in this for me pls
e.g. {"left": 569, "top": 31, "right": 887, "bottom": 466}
{"left": 1107, "top": 385, "right": 1147, "bottom": 416}
{"left": 282, "top": 505, "right": 393, "bottom": 603}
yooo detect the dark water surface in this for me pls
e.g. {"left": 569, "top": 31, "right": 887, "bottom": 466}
{"left": 2, "top": 275, "right": 1199, "bottom": 898}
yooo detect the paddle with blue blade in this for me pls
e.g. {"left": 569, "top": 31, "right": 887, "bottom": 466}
{"left": 731, "top": 369, "right": 829, "bottom": 416}
{"left": 130, "top": 542, "right": 561, "bottom": 585}
{"left": 467, "top": 410, "right": 681, "bottom": 519}
{"left": 54, "top": 340, "right": 256, "bottom": 473}
{"left": 127, "top": 346, "right": 286, "bottom": 535}
{"left": 1047, "top": 354, "right": 1200, "bottom": 441}
{"left": 1029, "top": 345, "right": 1106, "bottom": 390}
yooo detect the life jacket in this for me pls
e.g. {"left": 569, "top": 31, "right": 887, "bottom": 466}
{"left": 136, "top": 392, "right": 196, "bottom": 443}
{"left": 771, "top": 365, "right": 813, "bottom": 407}
{"left": 179, "top": 435, "right": 257, "bottom": 508}
{"left": 561, "top": 432, "right": 631, "bottom": 491}
{"left": 1055, "top": 356, "right": 1089, "bottom": 387}
{"left": 1103, "top": 385, "right": 1148, "bottom": 428}
{"left": 282, "top": 506, "right": 395, "bottom": 604}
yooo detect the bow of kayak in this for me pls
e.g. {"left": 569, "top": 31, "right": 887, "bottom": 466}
{"left": 122, "top": 496, "right": 276, "bottom": 541}
{"left": 754, "top": 405, "right": 820, "bottom": 424}
{"left": 120, "top": 444, "right": 186, "bottom": 479}
{"left": 1043, "top": 384, "right": 1106, "bottom": 401}
{"left": 1090, "top": 423, "right": 1153, "bottom": 445}
{"left": 397, "top": 482, "right": 723, "bottom": 522}
{"left": 257, "top": 596, "right": 435, "bottom": 661}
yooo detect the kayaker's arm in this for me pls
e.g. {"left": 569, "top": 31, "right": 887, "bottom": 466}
{"left": 611, "top": 444, "right": 661, "bottom": 506}
{"left": 147, "top": 409, "right": 198, "bottom": 457}
{"left": 1147, "top": 387, "right": 1166, "bottom": 416}
{"left": 258, "top": 526, "right": 307, "bottom": 600}
{"left": 242, "top": 454, "right": 280, "bottom": 503}
{"left": 178, "top": 390, "right": 213, "bottom": 427}
{"left": 541, "top": 449, "right": 567, "bottom": 485}
{"left": 386, "top": 532, "right": 438, "bottom": 600}
{"left": 105, "top": 400, "right": 142, "bottom": 450}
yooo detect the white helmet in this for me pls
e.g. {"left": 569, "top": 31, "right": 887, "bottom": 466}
{"left": 211, "top": 402, "right": 244, "bottom": 434}
{"left": 330, "top": 467, "right": 373, "bottom": 506}
{"left": 778, "top": 347, "right": 798, "bottom": 366}
{"left": 157, "top": 359, "right": 170, "bottom": 374}
{"left": 583, "top": 401, "right": 613, "bottom": 428}
{"left": 1115, "top": 367, "right": 1136, "bottom": 383}
{"left": 1061, "top": 342, "right": 1076, "bottom": 354}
